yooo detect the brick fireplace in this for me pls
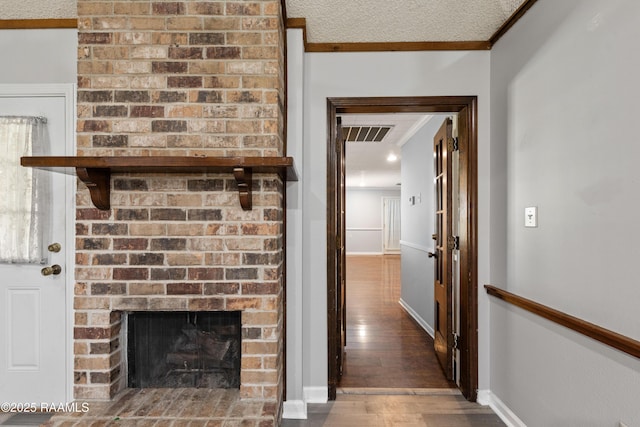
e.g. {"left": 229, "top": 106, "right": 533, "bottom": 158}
{"left": 72, "top": 0, "right": 286, "bottom": 424}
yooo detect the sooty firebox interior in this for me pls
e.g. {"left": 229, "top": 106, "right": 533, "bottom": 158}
{"left": 127, "top": 311, "right": 241, "bottom": 389}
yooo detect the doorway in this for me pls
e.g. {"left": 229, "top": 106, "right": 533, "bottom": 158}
{"left": 0, "top": 84, "right": 75, "bottom": 403}
{"left": 327, "top": 96, "right": 478, "bottom": 401}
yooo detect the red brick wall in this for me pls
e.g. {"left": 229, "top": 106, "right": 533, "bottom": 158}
{"left": 74, "top": 0, "right": 286, "bottom": 414}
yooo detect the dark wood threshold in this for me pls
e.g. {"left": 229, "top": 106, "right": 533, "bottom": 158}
{"left": 21, "top": 156, "right": 297, "bottom": 211}
{"left": 485, "top": 285, "right": 640, "bottom": 359}
{"left": 0, "top": 19, "right": 78, "bottom": 29}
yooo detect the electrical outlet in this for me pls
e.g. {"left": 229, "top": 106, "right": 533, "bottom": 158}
{"left": 525, "top": 206, "right": 537, "bottom": 227}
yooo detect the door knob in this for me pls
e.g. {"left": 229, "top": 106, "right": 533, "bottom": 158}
{"left": 48, "top": 243, "right": 61, "bottom": 253}
{"left": 428, "top": 252, "right": 437, "bottom": 259}
{"left": 41, "top": 264, "right": 62, "bottom": 276}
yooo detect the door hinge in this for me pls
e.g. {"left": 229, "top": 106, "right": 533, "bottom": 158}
{"left": 453, "top": 332, "right": 460, "bottom": 350}
{"left": 447, "top": 137, "right": 459, "bottom": 152}
{"left": 447, "top": 235, "right": 460, "bottom": 250}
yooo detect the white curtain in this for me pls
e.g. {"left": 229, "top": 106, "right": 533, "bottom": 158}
{"left": 383, "top": 197, "right": 401, "bottom": 252}
{"left": 0, "top": 116, "right": 50, "bottom": 264}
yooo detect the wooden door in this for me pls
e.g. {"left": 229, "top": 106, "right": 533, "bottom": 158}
{"left": 433, "top": 118, "right": 454, "bottom": 380}
{"left": 328, "top": 116, "right": 347, "bottom": 399}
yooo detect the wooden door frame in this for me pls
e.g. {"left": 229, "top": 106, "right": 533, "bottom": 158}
{"left": 326, "top": 96, "right": 478, "bottom": 401}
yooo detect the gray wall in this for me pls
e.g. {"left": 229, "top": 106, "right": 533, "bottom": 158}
{"left": 346, "top": 188, "right": 400, "bottom": 254}
{"left": 296, "top": 47, "right": 491, "bottom": 399}
{"left": 0, "top": 29, "right": 76, "bottom": 84}
{"left": 399, "top": 117, "right": 445, "bottom": 335}
{"left": 489, "top": 0, "right": 640, "bottom": 425}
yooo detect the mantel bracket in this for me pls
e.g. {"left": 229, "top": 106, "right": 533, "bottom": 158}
{"left": 20, "top": 156, "right": 296, "bottom": 211}
{"left": 76, "top": 167, "right": 111, "bottom": 210}
{"left": 74, "top": 167, "right": 255, "bottom": 211}
{"left": 233, "top": 167, "right": 253, "bottom": 211}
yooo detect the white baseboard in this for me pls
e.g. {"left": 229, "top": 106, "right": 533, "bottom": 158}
{"left": 282, "top": 400, "right": 307, "bottom": 419}
{"left": 476, "top": 389, "right": 491, "bottom": 406}
{"left": 477, "top": 390, "right": 527, "bottom": 427}
{"left": 304, "top": 386, "right": 328, "bottom": 404}
{"left": 399, "top": 298, "right": 434, "bottom": 338}
{"left": 283, "top": 387, "right": 328, "bottom": 419}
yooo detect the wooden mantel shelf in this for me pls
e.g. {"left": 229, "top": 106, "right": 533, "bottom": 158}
{"left": 21, "top": 156, "right": 297, "bottom": 211}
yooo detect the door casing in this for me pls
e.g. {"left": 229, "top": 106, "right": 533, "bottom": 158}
{"left": 326, "top": 96, "right": 478, "bottom": 401}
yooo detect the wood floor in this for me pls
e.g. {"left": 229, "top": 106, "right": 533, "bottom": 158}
{"left": 282, "top": 255, "right": 504, "bottom": 427}
{"left": 339, "top": 254, "right": 454, "bottom": 389}
{"left": 283, "top": 391, "right": 505, "bottom": 427}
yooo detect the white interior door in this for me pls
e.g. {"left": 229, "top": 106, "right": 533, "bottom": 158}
{"left": 0, "top": 85, "right": 74, "bottom": 403}
{"left": 382, "top": 197, "right": 401, "bottom": 253}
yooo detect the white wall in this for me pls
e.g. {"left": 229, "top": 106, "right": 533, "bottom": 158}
{"left": 299, "top": 47, "right": 491, "bottom": 396}
{"left": 0, "top": 29, "right": 76, "bottom": 84}
{"left": 346, "top": 188, "right": 399, "bottom": 254}
{"left": 399, "top": 117, "right": 445, "bottom": 335}
{"left": 489, "top": 0, "right": 640, "bottom": 425}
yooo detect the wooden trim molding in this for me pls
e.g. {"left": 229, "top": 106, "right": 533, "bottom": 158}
{"left": 485, "top": 285, "right": 640, "bottom": 359}
{"left": 307, "top": 41, "right": 491, "bottom": 52}
{"left": 488, "top": 0, "right": 538, "bottom": 46}
{"left": 0, "top": 19, "right": 78, "bottom": 29}
{"left": 327, "top": 96, "right": 478, "bottom": 402}
{"left": 284, "top": 19, "right": 489, "bottom": 52}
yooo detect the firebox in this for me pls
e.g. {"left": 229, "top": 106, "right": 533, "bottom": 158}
{"left": 127, "top": 311, "right": 241, "bottom": 389}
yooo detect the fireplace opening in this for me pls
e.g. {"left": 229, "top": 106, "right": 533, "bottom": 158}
{"left": 127, "top": 311, "right": 241, "bottom": 389}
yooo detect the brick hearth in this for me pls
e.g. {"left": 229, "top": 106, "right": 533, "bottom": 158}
{"left": 46, "top": 388, "right": 277, "bottom": 426}
{"left": 73, "top": 1, "right": 286, "bottom": 424}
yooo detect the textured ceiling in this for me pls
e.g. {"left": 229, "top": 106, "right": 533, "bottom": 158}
{"left": 2, "top": 0, "right": 75, "bottom": 19}
{"left": 3, "top": 0, "right": 526, "bottom": 44}
{"left": 286, "top": 0, "right": 527, "bottom": 43}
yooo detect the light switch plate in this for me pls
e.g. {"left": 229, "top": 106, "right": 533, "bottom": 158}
{"left": 525, "top": 207, "right": 537, "bottom": 227}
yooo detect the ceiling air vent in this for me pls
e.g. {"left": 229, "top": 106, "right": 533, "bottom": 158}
{"left": 343, "top": 126, "right": 392, "bottom": 142}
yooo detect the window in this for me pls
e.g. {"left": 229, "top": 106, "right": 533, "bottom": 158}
{"left": 0, "top": 117, "right": 50, "bottom": 264}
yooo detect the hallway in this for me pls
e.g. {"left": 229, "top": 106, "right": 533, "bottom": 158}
{"left": 340, "top": 255, "right": 453, "bottom": 388}
{"left": 282, "top": 255, "right": 504, "bottom": 426}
